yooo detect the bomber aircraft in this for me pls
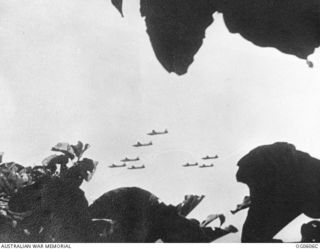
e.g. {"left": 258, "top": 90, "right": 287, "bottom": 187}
{"left": 199, "top": 164, "right": 214, "bottom": 168}
{"left": 132, "top": 141, "right": 153, "bottom": 147}
{"left": 202, "top": 155, "right": 218, "bottom": 160}
{"left": 121, "top": 157, "right": 140, "bottom": 162}
{"left": 128, "top": 165, "right": 145, "bottom": 170}
{"left": 182, "top": 162, "right": 198, "bottom": 167}
{"left": 147, "top": 129, "right": 168, "bottom": 136}
{"left": 108, "top": 163, "right": 126, "bottom": 168}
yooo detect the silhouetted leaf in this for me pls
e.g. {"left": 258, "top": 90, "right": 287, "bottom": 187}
{"left": 78, "top": 158, "right": 98, "bottom": 182}
{"left": 71, "top": 141, "right": 90, "bottom": 159}
{"left": 0, "top": 162, "right": 31, "bottom": 194}
{"left": 230, "top": 196, "right": 251, "bottom": 214}
{"left": 176, "top": 194, "right": 205, "bottom": 216}
{"left": 83, "top": 143, "right": 90, "bottom": 153}
{"left": 201, "top": 214, "right": 225, "bottom": 227}
{"left": 140, "top": 0, "right": 216, "bottom": 75}
{"left": 71, "top": 141, "right": 84, "bottom": 158}
{"left": 223, "top": 225, "right": 238, "bottom": 233}
{"left": 111, "top": 0, "right": 124, "bottom": 17}
{"left": 42, "top": 154, "right": 59, "bottom": 166}
{"left": 42, "top": 154, "right": 69, "bottom": 173}
{"left": 51, "top": 142, "right": 75, "bottom": 159}
{"left": 218, "top": 0, "right": 320, "bottom": 61}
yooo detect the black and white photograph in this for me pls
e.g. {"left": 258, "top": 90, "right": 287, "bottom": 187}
{"left": 0, "top": 0, "right": 319, "bottom": 246}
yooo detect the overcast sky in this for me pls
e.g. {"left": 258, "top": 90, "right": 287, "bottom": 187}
{"left": 0, "top": 0, "right": 319, "bottom": 242}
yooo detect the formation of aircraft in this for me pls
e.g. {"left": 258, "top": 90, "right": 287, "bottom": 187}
{"left": 108, "top": 163, "right": 126, "bottom": 168}
{"left": 202, "top": 155, "right": 218, "bottom": 160}
{"left": 108, "top": 129, "right": 169, "bottom": 171}
{"left": 147, "top": 129, "right": 168, "bottom": 136}
{"left": 182, "top": 162, "right": 198, "bottom": 167}
{"left": 132, "top": 141, "right": 153, "bottom": 147}
{"left": 121, "top": 157, "right": 139, "bottom": 162}
{"left": 199, "top": 164, "right": 214, "bottom": 168}
{"left": 111, "top": 128, "right": 219, "bottom": 171}
{"left": 182, "top": 153, "right": 218, "bottom": 168}
{"left": 127, "top": 165, "right": 145, "bottom": 170}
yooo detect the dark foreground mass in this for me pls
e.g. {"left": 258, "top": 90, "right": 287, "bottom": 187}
{"left": 0, "top": 142, "right": 237, "bottom": 243}
{"left": 237, "top": 142, "right": 320, "bottom": 242}
{"left": 2, "top": 141, "right": 320, "bottom": 242}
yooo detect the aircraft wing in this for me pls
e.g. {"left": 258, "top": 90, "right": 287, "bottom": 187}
{"left": 201, "top": 164, "right": 213, "bottom": 168}
{"left": 199, "top": 165, "right": 210, "bottom": 168}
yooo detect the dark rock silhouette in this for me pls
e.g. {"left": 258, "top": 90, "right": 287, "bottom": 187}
{"left": 112, "top": 0, "right": 319, "bottom": 75}
{"left": 89, "top": 187, "right": 236, "bottom": 242}
{"left": 301, "top": 220, "right": 320, "bottom": 242}
{"left": 237, "top": 142, "right": 320, "bottom": 242}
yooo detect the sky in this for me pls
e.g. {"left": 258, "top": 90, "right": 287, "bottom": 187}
{"left": 0, "top": 0, "right": 320, "bottom": 243}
